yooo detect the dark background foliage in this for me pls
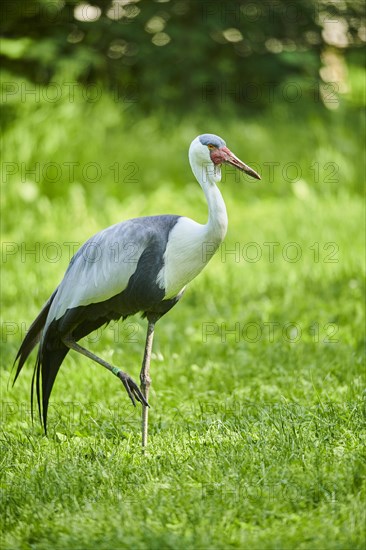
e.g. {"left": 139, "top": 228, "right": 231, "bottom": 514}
{"left": 1, "top": 0, "right": 364, "bottom": 114}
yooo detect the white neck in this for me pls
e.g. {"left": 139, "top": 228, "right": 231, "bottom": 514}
{"left": 189, "top": 154, "right": 228, "bottom": 247}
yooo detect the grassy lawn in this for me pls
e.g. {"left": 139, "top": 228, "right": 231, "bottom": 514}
{"left": 1, "top": 100, "right": 365, "bottom": 548}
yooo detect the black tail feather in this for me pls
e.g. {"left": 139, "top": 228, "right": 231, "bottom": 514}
{"left": 13, "top": 289, "right": 70, "bottom": 432}
{"left": 36, "top": 342, "right": 69, "bottom": 433}
{"left": 13, "top": 289, "right": 58, "bottom": 385}
{"left": 30, "top": 352, "right": 41, "bottom": 424}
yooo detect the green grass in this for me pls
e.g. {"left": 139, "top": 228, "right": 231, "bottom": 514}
{"left": 1, "top": 89, "right": 365, "bottom": 548}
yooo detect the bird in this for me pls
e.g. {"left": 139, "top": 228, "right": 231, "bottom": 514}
{"left": 13, "top": 133, "right": 260, "bottom": 448}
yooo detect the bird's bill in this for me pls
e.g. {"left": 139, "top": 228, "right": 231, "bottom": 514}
{"left": 220, "top": 146, "right": 261, "bottom": 180}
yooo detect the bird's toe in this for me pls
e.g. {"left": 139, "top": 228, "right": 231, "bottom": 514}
{"left": 117, "top": 371, "right": 149, "bottom": 408}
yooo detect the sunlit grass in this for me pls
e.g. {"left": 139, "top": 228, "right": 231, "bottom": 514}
{"left": 1, "top": 89, "right": 365, "bottom": 549}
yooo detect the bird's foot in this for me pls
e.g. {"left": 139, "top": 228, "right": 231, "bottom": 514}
{"left": 117, "top": 371, "right": 149, "bottom": 408}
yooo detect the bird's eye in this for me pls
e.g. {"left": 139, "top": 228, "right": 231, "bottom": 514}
{"left": 207, "top": 144, "right": 215, "bottom": 150}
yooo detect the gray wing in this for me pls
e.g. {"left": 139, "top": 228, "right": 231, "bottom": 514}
{"left": 43, "top": 216, "right": 180, "bottom": 334}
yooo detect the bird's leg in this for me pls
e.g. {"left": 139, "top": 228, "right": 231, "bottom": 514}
{"left": 62, "top": 335, "right": 148, "bottom": 408}
{"left": 140, "top": 320, "right": 155, "bottom": 451}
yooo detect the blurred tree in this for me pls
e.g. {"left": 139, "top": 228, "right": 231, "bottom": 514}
{"left": 0, "top": 0, "right": 364, "bottom": 114}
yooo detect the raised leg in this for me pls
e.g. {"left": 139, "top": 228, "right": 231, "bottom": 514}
{"left": 62, "top": 335, "right": 148, "bottom": 407}
{"left": 140, "top": 320, "right": 155, "bottom": 450}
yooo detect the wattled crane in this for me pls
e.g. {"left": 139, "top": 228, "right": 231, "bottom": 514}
{"left": 13, "top": 134, "right": 260, "bottom": 448}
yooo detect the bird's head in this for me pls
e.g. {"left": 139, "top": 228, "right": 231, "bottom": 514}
{"left": 189, "top": 133, "right": 261, "bottom": 182}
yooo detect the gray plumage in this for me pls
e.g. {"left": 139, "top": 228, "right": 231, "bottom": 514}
{"left": 14, "top": 215, "right": 182, "bottom": 429}
{"left": 199, "top": 133, "right": 226, "bottom": 148}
